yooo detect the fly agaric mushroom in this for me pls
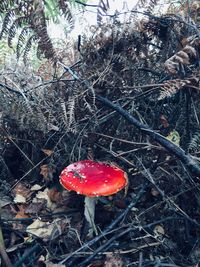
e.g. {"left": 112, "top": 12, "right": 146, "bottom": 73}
{"left": 59, "top": 160, "right": 128, "bottom": 237}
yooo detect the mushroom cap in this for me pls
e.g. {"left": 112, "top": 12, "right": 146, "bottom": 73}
{"left": 59, "top": 160, "right": 128, "bottom": 197}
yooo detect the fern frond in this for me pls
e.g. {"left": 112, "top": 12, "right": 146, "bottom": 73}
{"left": 165, "top": 35, "right": 199, "bottom": 74}
{"left": 8, "top": 16, "right": 28, "bottom": 48}
{"left": 188, "top": 132, "right": 200, "bottom": 153}
{"left": 83, "top": 96, "right": 94, "bottom": 114}
{"left": 158, "top": 79, "right": 191, "bottom": 99}
{"left": 0, "top": 10, "right": 15, "bottom": 39}
{"left": 68, "top": 96, "right": 76, "bottom": 128}
{"left": 16, "top": 27, "right": 30, "bottom": 60}
{"left": 60, "top": 99, "right": 68, "bottom": 127}
{"left": 97, "top": 0, "right": 110, "bottom": 25}
{"left": 44, "top": 0, "right": 60, "bottom": 23}
{"left": 58, "top": 0, "right": 74, "bottom": 31}
{"left": 30, "top": 0, "right": 57, "bottom": 60}
{"left": 23, "top": 35, "right": 37, "bottom": 64}
{"left": 147, "top": 0, "right": 159, "bottom": 13}
{"left": 0, "top": 1, "right": 11, "bottom": 13}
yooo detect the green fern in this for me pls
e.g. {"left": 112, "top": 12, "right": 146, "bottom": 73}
{"left": 0, "top": 9, "right": 15, "bottom": 39}
{"left": 23, "top": 35, "right": 37, "bottom": 64}
{"left": 16, "top": 27, "right": 30, "bottom": 60}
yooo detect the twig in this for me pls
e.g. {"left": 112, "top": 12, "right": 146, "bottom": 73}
{"left": 75, "top": 1, "right": 99, "bottom": 7}
{"left": 96, "top": 95, "right": 200, "bottom": 178}
{"left": 13, "top": 243, "right": 42, "bottom": 267}
{"left": 77, "top": 216, "right": 182, "bottom": 267}
{"left": 58, "top": 183, "right": 149, "bottom": 266}
{"left": 0, "top": 82, "right": 23, "bottom": 96}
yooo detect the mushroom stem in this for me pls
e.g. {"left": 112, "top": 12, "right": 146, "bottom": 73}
{"left": 84, "top": 197, "right": 98, "bottom": 237}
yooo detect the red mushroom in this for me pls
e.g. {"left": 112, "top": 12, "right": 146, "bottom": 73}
{"left": 59, "top": 160, "right": 128, "bottom": 237}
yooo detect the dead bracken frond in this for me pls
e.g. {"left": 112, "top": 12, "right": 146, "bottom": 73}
{"left": 164, "top": 39, "right": 199, "bottom": 74}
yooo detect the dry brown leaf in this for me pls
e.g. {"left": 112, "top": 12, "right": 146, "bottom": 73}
{"left": 32, "top": 188, "right": 56, "bottom": 211}
{"left": 25, "top": 202, "right": 44, "bottom": 214}
{"left": 48, "top": 187, "right": 63, "bottom": 203}
{"left": 160, "top": 115, "right": 169, "bottom": 128}
{"left": 12, "top": 183, "right": 30, "bottom": 199}
{"left": 104, "top": 253, "right": 123, "bottom": 267}
{"left": 14, "top": 194, "right": 26, "bottom": 203}
{"left": 151, "top": 187, "right": 160, "bottom": 197}
{"left": 40, "top": 164, "right": 55, "bottom": 181}
{"left": 30, "top": 184, "right": 42, "bottom": 191}
{"left": 154, "top": 225, "right": 165, "bottom": 237}
{"left": 15, "top": 205, "right": 29, "bottom": 219}
{"left": 41, "top": 148, "right": 53, "bottom": 156}
{"left": 26, "top": 218, "right": 69, "bottom": 240}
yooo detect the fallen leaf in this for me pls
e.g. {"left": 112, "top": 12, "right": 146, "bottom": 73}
{"left": 12, "top": 183, "right": 30, "bottom": 199}
{"left": 14, "top": 194, "right": 26, "bottom": 204}
{"left": 26, "top": 219, "right": 54, "bottom": 239}
{"left": 104, "top": 253, "right": 123, "bottom": 267}
{"left": 26, "top": 218, "right": 69, "bottom": 240}
{"left": 154, "top": 225, "right": 165, "bottom": 237}
{"left": 160, "top": 115, "right": 169, "bottom": 128}
{"left": 40, "top": 164, "right": 55, "bottom": 181}
{"left": 151, "top": 187, "right": 160, "bottom": 197}
{"left": 48, "top": 187, "right": 63, "bottom": 203}
{"left": 166, "top": 130, "right": 180, "bottom": 146}
{"left": 33, "top": 188, "right": 56, "bottom": 211}
{"left": 25, "top": 202, "right": 44, "bottom": 214}
{"left": 0, "top": 195, "right": 12, "bottom": 207}
{"left": 41, "top": 149, "right": 53, "bottom": 156}
{"left": 30, "top": 184, "right": 42, "bottom": 191}
{"left": 15, "top": 205, "right": 29, "bottom": 219}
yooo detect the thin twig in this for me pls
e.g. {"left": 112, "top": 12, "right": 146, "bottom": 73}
{"left": 58, "top": 183, "right": 149, "bottom": 266}
{"left": 96, "top": 95, "right": 200, "bottom": 177}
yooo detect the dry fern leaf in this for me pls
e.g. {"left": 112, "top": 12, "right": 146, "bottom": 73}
{"left": 188, "top": 132, "right": 200, "bottom": 153}
{"left": 158, "top": 79, "right": 191, "bottom": 99}
{"left": 165, "top": 36, "right": 199, "bottom": 74}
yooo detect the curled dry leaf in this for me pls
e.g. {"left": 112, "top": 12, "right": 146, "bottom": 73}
{"left": 13, "top": 204, "right": 29, "bottom": 230}
{"left": 26, "top": 218, "right": 70, "bottom": 240}
{"left": 15, "top": 205, "right": 29, "bottom": 219}
{"left": 13, "top": 194, "right": 26, "bottom": 204}
{"left": 154, "top": 225, "right": 165, "bottom": 238}
{"left": 151, "top": 187, "right": 160, "bottom": 197}
{"left": 40, "top": 164, "right": 55, "bottom": 181}
{"left": 104, "top": 253, "right": 123, "bottom": 267}
{"left": 47, "top": 187, "right": 63, "bottom": 203}
{"left": 25, "top": 202, "right": 45, "bottom": 214}
{"left": 12, "top": 182, "right": 31, "bottom": 200}
{"left": 41, "top": 148, "right": 53, "bottom": 156}
{"left": 32, "top": 188, "right": 56, "bottom": 211}
{"left": 30, "top": 184, "right": 42, "bottom": 191}
{"left": 159, "top": 115, "right": 169, "bottom": 128}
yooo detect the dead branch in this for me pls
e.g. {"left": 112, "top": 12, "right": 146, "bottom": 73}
{"left": 96, "top": 95, "right": 200, "bottom": 178}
